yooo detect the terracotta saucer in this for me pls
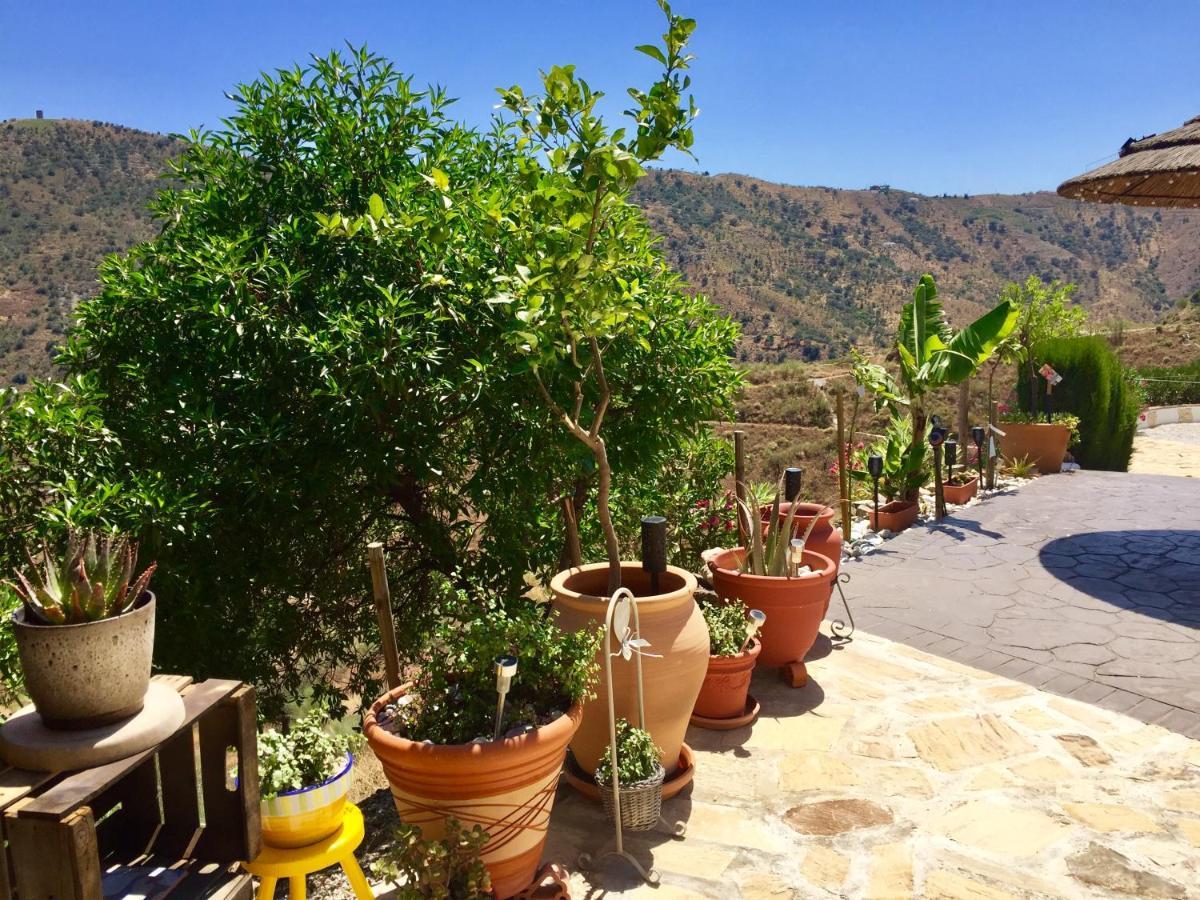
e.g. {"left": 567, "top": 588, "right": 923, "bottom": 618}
{"left": 688, "top": 693, "right": 760, "bottom": 731}
{"left": 563, "top": 743, "right": 695, "bottom": 801}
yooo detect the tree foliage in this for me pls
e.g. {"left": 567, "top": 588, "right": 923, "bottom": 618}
{"left": 15, "top": 31, "right": 737, "bottom": 712}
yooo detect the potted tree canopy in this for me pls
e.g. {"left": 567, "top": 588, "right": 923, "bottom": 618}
{"left": 497, "top": 4, "right": 726, "bottom": 785}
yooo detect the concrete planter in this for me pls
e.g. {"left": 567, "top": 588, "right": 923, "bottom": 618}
{"left": 11, "top": 592, "right": 155, "bottom": 730}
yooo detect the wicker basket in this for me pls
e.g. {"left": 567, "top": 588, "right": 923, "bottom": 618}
{"left": 596, "top": 764, "right": 666, "bottom": 831}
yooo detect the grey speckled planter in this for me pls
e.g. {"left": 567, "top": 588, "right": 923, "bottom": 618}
{"left": 12, "top": 592, "right": 155, "bottom": 730}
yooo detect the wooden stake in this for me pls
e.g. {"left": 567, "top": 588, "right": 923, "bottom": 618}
{"left": 957, "top": 380, "right": 970, "bottom": 444}
{"left": 734, "top": 429, "right": 747, "bottom": 547}
{"left": 835, "top": 391, "right": 852, "bottom": 544}
{"left": 367, "top": 542, "right": 401, "bottom": 691}
{"left": 987, "top": 400, "right": 999, "bottom": 490}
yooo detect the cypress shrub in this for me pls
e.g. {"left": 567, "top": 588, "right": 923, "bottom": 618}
{"left": 1016, "top": 336, "right": 1142, "bottom": 471}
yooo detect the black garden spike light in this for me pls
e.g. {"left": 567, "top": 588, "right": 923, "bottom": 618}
{"left": 971, "top": 425, "right": 985, "bottom": 483}
{"left": 928, "top": 422, "right": 948, "bottom": 520}
{"left": 641, "top": 515, "right": 667, "bottom": 595}
{"left": 944, "top": 437, "right": 958, "bottom": 483}
{"left": 867, "top": 452, "right": 884, "bottom": 530}
{"left": 784, "top": 467, "right": 804, "bottom": 503}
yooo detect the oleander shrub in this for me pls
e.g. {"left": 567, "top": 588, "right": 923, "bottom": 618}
{"left": 1136, "top": 358, "right": 1200, "bottom": 406}
{"left": 1017, "top": 336, "right": 1141, "bottom": 471}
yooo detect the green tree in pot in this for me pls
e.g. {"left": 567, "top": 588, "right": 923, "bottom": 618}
{"left": 5, "top": 532, "right": 157, "bottom": 729}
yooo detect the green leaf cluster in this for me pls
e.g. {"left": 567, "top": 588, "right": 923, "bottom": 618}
{"left": 850, "top": 415, "right": 928, "bottom": 501}
{"left": 372, "top": 818, "right": 492, "bottom": 900}
{"left": 700, "top": 599, "right": 751, "bottom": 658}
{"left": 595, "top": 718, "right": 662, "bottom": 786}
{"left": 257, "top": 709, "right": 356, "bottom": 799}
{"left": 387, "top": 582, "right": 600, "bottom": 746}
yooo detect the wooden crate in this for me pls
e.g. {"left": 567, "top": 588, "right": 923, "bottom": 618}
{"left": 0, "top": 676, "right": 261, "bottom": 900}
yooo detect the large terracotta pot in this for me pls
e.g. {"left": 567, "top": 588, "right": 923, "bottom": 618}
{"left": 11, "top": 591, "right": 155, "bottom": 730}
{"left": 942, "top": 476, "right": 979, "bottom": 505}
{"left": 550, "top": 562, "right": 707, "bottom": 777}
{"left": 998, "top": 422, "right": 1070, "bottom": 474}
{"left": 772, "top": 503, "right": 842, "bottom": 573}
{"left": 364, "top": 688, "right": 581, "bottom": 899}
{"left": 692, "top": 638, "right": 761, "bottom": 721}
{"left": 868, "top": 500, "right": 919, "bottom": 533}
{"left": 708, "top": 550, "right": 835, "bottom": 668}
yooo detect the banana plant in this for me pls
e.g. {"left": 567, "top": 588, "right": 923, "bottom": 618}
{"left": 893, "top": 275, "right": 1018, "bottom": 497}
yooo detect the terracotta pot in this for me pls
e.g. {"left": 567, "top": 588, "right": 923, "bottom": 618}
{"left": 998, "top": 422, "right": 1070, "bottom": 474}
{"left": 11, "top": 592, "right": 155, "bottom": 730}
{"left": 550, "top": 563, "right": 706, "bottom": 777}
{"left": 869, "top": 500, "right": 919, "bottom": 533}
{"left": 261, "top": 752, "right": 352, "bottom": 848}
{"left": 708, "top": 550, "right": 835, "bottom": 667}
{"left": 364, "top": 688, "right": 581, "bottom": 899}
{"left": 771, "top": 503, "right": 842, "bottom": 573}
{"left": 692, "top": 638, "right": 761, "bottom": 721}
{"left": 941, "top": 476, "right": 979, "bottom": 505}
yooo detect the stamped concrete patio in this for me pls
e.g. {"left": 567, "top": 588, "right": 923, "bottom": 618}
{"left": 847, "top": 471, "right": 1200, "bottom": 738}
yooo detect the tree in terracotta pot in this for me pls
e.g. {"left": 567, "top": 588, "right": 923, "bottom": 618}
{"left": 496, "top": 3, "right": 724, "bottom": 785}
{"left": 363, "top": 583, "right": 600, "bottom": 900}
{"left": 5, "top": 531, "right": 157, "bottom": 729}
{"left": 691, "top": 601, "right": 765, "bottom": 729}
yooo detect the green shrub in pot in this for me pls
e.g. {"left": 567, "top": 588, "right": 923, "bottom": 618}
{"left": 595, "top": 718, "right": 662, "bottom": 788}
{"left": 372, "top": 818, "right": 493, "bottom": 900}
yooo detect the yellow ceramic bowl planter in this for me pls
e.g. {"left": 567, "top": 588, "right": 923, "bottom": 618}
{"left": 261, "top": 752, "right": 354, "bottom": 848}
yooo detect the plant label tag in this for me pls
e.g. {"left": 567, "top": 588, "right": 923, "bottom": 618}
{"left": 1039, "top": 363, "right": 1062, "bottom": 385}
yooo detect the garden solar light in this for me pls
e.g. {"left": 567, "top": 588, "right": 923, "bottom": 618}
{"left": 740, "top": 609, "right": 766, "bottom": 653}
{"left": 867, "top": 452, "right": 883, "bottom": 527}
{"left": 492, "top": 655, "right": 518, "bottom": 741}
{"left": 784, "top": 467, "right": 803, "bottom": 502}
{"left": 640, "top": 516, "right": 667, "bottom": 594}
{"left": 945, "top": 437, "right": 958, "bottom": 480}
{"left": 928, "top": 424, "right": 947, "bottom": 520}
{"left": 971, "top": 425, "right": 985, "bottom": 480}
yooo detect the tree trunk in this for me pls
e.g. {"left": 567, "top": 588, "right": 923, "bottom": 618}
{"left": 593, "top": 437, "right": 622, "bottom": 596}
{"left": 905, "top": 402, "right": 927, "bottom": 503}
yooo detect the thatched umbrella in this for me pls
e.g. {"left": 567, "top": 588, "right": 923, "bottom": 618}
{"left": 1058, "top": 115, "right": 1200, "bottom": 208}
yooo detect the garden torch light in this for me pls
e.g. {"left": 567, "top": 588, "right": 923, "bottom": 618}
{"left": 740, "top": 609, "right": 766, "bottom": 653}
{"left": 641, "top": 515, "right": 667, "bottom": 595}
{"left": 867, "top": 452, "right": 883, "bottom": 529}
{"left": 945, "top": 437, "right": 958, "bottom": 483}
{"left": 971, "top": 425, "right": 985, "bottom": 483}
{"left": 784, "top": 467, "right": 803, "bottom": 503}
{"left": 492, "top": 655, "right": 518, "bottom": 741}
{"left": 928, "top": 423, "right": 948, "bottom": 520}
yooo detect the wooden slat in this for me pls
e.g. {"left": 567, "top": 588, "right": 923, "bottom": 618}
{"left": 19, "top": 680, "right": 242, "bottom": 819}
{"left": 0, "top": 768, "right": 61, "bottom": 813}
{"left": 92, "top": 754, "right": 160, "bottom": 862}
{"left": 7, "top": 804, "right": 100, "bottom": 900}
{"left": 153, "top": 722, "right": 203, "bottom": 860}
{"left": 151, "top": 674, "right": 195, "bottom": 693}
{"left": 193, "top": 686, "right": 259, "bottom": 863}
{"left": 0, "top": 817, "right": 12, "bottom": 900}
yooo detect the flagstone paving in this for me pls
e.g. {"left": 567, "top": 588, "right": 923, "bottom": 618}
{"left": 845, "top": 471, "right": 1200, "bottom": 737}
{"left": 536, "top": 628, "right": 1200, "bottom": 898}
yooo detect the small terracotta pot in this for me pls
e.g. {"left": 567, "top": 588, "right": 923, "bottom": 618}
{"left": 869, "top": 500, "right": 919, "bottom": 533}
{"left": 261, "top": 752, "right": 352, "bottom": 848}
{"left": 550, "top": 563, "right": 707, "bottom": 778}
{"left": 941, "top": 476, "right": 979, "bottom": 505}
{"left": 770, "top": 503, "right": 842, "bottom": 574}
{"left": 11, "top": 592, "right": 155, "bottom": 730}
{"left": 364, "top": 688, "right": 581, "bottom": 900}
{"left": 692, "top": 638, "right": 761, "bottom": 721}
{"left": 708, "top": 550, "right": 835, "bottom": 668}
{"left": 998, "top": 422, "right": 1070, "bottom": 474}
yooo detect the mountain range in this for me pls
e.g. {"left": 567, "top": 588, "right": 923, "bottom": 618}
{"left": 3, "top": 118, "right": 1200, "bottom": 382}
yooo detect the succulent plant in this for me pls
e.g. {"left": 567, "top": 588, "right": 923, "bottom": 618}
{"left": 6, "top": 531, "right": 156, "bottom": 626}
{"left": 733, "top": 479, "right": 821, "bottom": 577}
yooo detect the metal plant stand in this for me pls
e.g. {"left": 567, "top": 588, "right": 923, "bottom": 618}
{"left": 578, "top": 588, "right": 685, "bottom": 886}
{"left": 830, "top": 571, "right": 856, "bottom": 642}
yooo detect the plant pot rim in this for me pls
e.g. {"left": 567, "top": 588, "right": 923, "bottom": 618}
{"left": 10, "top": 590, "right": 155, "bottom": 632}
{"left": 709, "top": 636, "right": 762, "bottom": 663}
{"left": 271, "top": 750, "right": 354, "bottom": 799}
{"left": 549, "top": 561, "right": 697, "bottom": 605}
{"left": 770, "top": 502, "right": 835, "bottom": 523}
{"left": 1000, "top": 420, "right": 1070, "bottom": 430}
{"left": 363, "top": 685, "right": 583, "bottom": 759}
{"left": 942, "top": 475, "right": 979, "bottom": 487}
{"left": 708, "top": 548, "right": 835, "bottom": 584}
{"left": 876, "top": 499, "right": 917, "bottom": 512}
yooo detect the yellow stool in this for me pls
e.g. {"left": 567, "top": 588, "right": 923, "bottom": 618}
{"left": 245, "top": 803, "right": 373, "bottom": 900}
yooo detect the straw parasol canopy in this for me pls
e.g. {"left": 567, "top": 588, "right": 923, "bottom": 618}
{"left": 1058, "top": 114, "right": 1200, "bottom": 208}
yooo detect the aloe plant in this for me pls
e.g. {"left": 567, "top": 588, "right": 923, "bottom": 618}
{"left": 733, "top": 482, "right": 821, "bottom": 577}
{"left": 6, "top": 532, "right": 156, "bottom": 625}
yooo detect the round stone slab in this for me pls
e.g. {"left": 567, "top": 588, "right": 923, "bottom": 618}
{"left": 0, "top": 682, "right": 185, "bottom": 772}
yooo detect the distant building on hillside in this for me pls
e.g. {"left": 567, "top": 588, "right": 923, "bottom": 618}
{"left": 35, "top": 110, "right": 43, "bottom": 119}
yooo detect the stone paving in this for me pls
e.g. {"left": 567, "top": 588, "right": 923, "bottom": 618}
{"left": 846, "top": 471, "right": 1200, "bottom": 738}
{"left": 540, "top": 628, "right": 1200, "bottom": 898}
{"left": 1132, "top": 423, "right": 1200, "bottom": 478}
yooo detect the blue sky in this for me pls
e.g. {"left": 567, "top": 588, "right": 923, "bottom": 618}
{"left": 3, "top": 1, "right": 1197, "bottom": 195}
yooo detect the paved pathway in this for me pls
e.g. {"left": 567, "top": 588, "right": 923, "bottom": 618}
{"left": 1132, "top": 422, "right": 1200, "bottom": 477}
{"left": 848, "top": 471, "right": 1200, "bottom": 737}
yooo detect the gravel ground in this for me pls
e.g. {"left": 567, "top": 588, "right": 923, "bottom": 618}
{"left": 1139, "top": 421, "right": 1200, "bottom": 445}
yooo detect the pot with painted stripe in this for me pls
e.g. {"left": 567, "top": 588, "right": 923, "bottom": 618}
{"left": 260, "top": 751, "right": 354, "bottom": 848}
{"left": 364, "top": 686, "right": 581, "bottom": 899}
